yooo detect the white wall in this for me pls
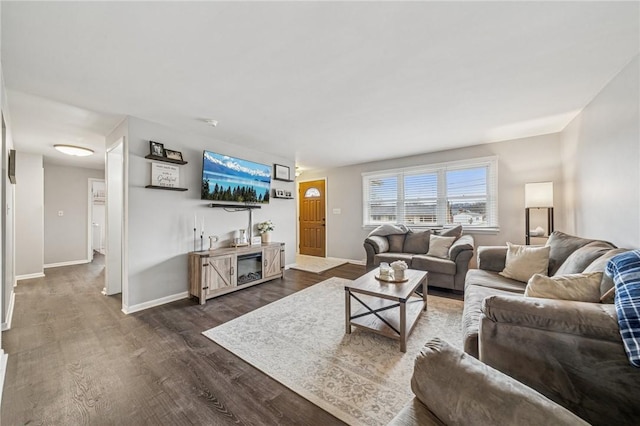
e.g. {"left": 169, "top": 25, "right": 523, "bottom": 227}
{"left": 105, "top": 119, "right": 128, "bottom": 298}
{"left": 125, "top": 116, "right": 296, "bottom": 309}
{"left": 43, "top": 163, "right": 104, "bottom": 265}
{"left": 15, "top": 152, "right": 44, "bottom": 277}
{"left": 300, "top": 133, "right": 564, "bottom": 262}
{"left": 561, "top": 56, "right": 640, "bottom": 248}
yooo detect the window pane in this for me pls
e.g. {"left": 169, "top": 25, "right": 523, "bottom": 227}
{"left": 367, "top": 176, "right": 397, "bottom": 223}
{"left": 446, "top": 167, "right": 487, "bottom": 225}
{"left": 404, "top": 172, "right": 437, "bottom": 225}
{"left": 304, "top": 187, "right": 321, "bottom": 198}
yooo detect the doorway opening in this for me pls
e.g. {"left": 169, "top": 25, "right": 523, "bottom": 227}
{"left": 88, "top": 178, "right": 106, "bottom": 262}
{"left": 297, "top": 179, "right": 327, "bottom": 257}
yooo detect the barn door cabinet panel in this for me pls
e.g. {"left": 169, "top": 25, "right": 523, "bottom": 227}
{"left": 188, "top": 242, "right": 285, "bottom": 304}
{"left": 263, "top": 245, "right": 283, "bottom": 279}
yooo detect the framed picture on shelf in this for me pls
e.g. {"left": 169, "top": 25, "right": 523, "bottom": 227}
{"left": 275, "top": 189, "right": 285, "bottom": 197}
{"left": 274, "top": 164, "right": 290, "bottom": 181}
{"left": 165, "top": 149, "right": 183, "bottom": 161}
{"left": 150, "top": 140, "right": 165, "bottom": 157}
{"left": 284, "top": 190, "right": 292, "bottom": 198}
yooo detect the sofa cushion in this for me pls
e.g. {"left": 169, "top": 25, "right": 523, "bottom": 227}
{"left": 546, "top": 231, "right": 596, "bottom": 275}
{"left": 374, "top": 253, "right": 414, "bottom": 266}
{"left": 499, "top": 242, "right": 550, "bottom": 283}
{"left": 525, "top": 272, "right": 603, "bottom": 303}
{"left": 403, "top": 230, "right": 431, "bottom": 254}
{"left": 465, "top": 269, "right": 528, "bottom": 293}
{"left": 426, "top": 235, "right": 456, "bottom": 259}
{"left": 439, "top": 224, "right": 462, "bottom": 239}
{"left": 554, "top": 241, "right": 616, "bottom": 276}
{"left": 463, "top": 283, "right": 521, "bottom": 358}
{"left": 411, "top": 255, "right": 456, "bottom": 275}
{"left": 584, "top": 248, "right": 629, "bottom": 297}
{"left": 364, "top": 236, "right": 389, "bottom": 254}
{"left": 388, "top": 234, "right": 407, "bottom": 253}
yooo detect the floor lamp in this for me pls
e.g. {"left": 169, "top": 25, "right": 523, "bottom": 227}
{"left": 525, "top": 182, "right": 554, "bottom": 245}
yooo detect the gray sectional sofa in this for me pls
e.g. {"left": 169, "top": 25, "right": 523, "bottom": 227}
{"left": 363, "top": 226, "right": 474, "bottom": 291}
{"left": 462, "top": 231, "right": 640, "bottom": 425}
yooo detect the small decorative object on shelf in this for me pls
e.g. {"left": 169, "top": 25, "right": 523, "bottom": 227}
{"left": 164, "top": 149, "right": 183, "bottom": 161}
{"left": 273, "top": 188, "right": 294, "bottom": 199}
{"left": 258, "top": 220, "right": 274, "bottom": 243}
{"left": 391, "top": 260, "right": 408, "bottom": 281}
{"left": 150, "top": 140, "right": 165, "bottom": 157}
{"left": 209, "top": 235, "right": 219, "bottom": 250}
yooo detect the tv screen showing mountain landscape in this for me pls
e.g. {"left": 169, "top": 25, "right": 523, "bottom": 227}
{"left": 201, "top": 151, "right": 271, "bottom": 204}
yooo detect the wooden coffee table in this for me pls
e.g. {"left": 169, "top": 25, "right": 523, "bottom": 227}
{"left": 344, "top": 268, "right": 428, "bottom": 352}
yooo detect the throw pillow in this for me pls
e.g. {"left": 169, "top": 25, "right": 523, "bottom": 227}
{"left": 403, "top": 230, "right": 431, "bottom": 254}
{"left": 439, "top": 224, "right": 463, "bottom": 239}
{"left": 499, "top": 242, "right": 550, "bottom": 283}
{"left": 387, "top": 234, "right": 406, "bottom": 253}
{"left": 426, "top": 235, "right": 456, "bottom": 259}
{"left": 554, "top": 241, "right": 616, "bottom": 276}
{"left": 545, "top": 231, "right": 596, "bottom": 276}
{"left": 524, "top": 272, "right": 603, "bottom": 303}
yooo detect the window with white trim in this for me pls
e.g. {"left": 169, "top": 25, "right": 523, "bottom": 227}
{"left": 362, "top": 157, "right": 498, "bottom": 229}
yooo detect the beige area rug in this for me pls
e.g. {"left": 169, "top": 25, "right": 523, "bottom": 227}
{"left": 203, "top": 277, "right": 463, "bottom": 425}
{"left": 289, "top": 254, "right": 349, "bottom": 273}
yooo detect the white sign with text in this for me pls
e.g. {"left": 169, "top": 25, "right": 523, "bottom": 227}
{"left": 151, "top": 162, "right": 180, "bottom": 188}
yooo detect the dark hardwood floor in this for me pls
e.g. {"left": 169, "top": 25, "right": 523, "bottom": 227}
{"left": 1, "top": 256, "right": 368, "bottom": 425}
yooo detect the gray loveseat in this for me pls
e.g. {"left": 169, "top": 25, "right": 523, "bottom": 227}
{"left": 463, "top": 231, "right": 640, "bottom": 425}
{"left": 364, "top": 226, "right": 474, "bottom": 291}
{"left": 389, "top": 338, "right": 587, "bottom": 425}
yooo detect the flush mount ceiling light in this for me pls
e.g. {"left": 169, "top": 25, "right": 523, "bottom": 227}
{"left": 54, "top": 144, "right": 94, "bottom": 157}
{"left": 205, "top": 119, "right": 218, "bottom": 127}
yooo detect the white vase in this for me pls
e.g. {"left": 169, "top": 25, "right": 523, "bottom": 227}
{"left": 393, "top": 268, "right": 405, "bottom": 281}
{"left": 261, "top": 232, "right": 271, "bottom": 243}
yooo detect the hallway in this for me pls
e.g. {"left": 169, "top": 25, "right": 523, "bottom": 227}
{"left": 1, "top": 256, "right": 360, "bottom": 425}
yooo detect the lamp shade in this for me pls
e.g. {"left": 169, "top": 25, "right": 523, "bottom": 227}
{"left": 525, "top": 182, "right": 554, "bottom": 208}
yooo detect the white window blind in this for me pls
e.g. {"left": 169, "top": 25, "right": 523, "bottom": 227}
{"left": 362, "top": 157, "right": 498, "bottom": 229}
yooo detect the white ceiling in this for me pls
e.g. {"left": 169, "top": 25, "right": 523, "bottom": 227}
{"left": 2, "top": 2, "right": 638, "bottom": 171}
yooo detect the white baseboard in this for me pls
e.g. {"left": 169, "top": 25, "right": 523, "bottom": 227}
{"left": 44, "top": 259, "right": 90, "bottom": 269}
{"left": 16, "top": 272, "right": 45, "bottom": 281}
{"left": 345, "top": 258, "right": 366, "bottom": 266}
{"left": 285, "top": 263, "right": 296, "bottom": 270}
{"left": 122, "top": 291, "right": 190, "bottom": 315}
{"left": 0, "top": 350, "right": 7, "bottom": 407}
{"left": 1, "top": 291, "right": 15, "bottom": 331}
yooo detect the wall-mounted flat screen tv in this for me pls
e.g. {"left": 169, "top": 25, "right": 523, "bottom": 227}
{"left": 201, "top": 151, "right": 271, "bottom": 204}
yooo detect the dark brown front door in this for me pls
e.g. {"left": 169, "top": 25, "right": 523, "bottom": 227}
{"left": 299, "top": 180, "right": 326, "bottom": 257}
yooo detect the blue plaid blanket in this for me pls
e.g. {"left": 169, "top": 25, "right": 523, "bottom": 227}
{"left": 606, "top": 250, "right": 640, "bottom": 368}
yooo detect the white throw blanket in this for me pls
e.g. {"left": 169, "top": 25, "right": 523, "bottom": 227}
{"left": 367, "top": 224, "right": 409, "bottom": 237}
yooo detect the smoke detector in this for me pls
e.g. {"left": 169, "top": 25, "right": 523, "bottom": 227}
{"left": 205, "top": 119, "right": 218, "bottom": 127}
